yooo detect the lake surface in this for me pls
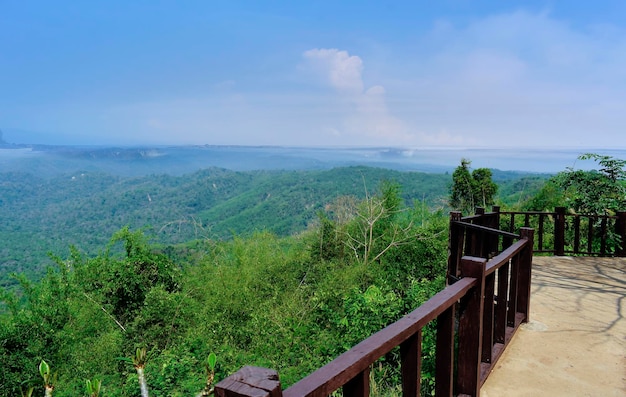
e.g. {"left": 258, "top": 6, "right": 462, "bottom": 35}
{"left": 1, "top": 145, "right": 624, "bottom": 176}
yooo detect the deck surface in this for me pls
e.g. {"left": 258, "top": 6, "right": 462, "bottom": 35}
{"left": 481, "top": 256, "right": 626, "bottom": 396}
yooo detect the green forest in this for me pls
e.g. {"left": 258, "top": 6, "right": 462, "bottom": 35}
{"left": 0, "top": 166, "right": 544, "bottom": 287}
{"left": 1, "top": 154, "right": 623, "bottom": 396}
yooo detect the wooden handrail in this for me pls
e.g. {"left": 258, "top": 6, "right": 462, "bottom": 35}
{"left": 283, "top": 278, "right": 477, "bottom": 397}
{"left": 485, "top": 239, "right": 526, "bottom": 275}
{"left": 216, "top": 209, "right": 535, "bottom": 397}
{"left": 499, "top": 208, "right": 626, "bottom": 257}
{"left": 452, "top": 221, "right": 520, "bottom": 240}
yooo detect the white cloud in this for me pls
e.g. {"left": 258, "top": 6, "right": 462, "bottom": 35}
{"left": 301, "top": 48, "right": 410, "bottom": 144}
{"left": 347, "top": 85, "right": 411, "bottom": 142}
{"left": 302, "top": 48, "right": 364, "bottom": 94}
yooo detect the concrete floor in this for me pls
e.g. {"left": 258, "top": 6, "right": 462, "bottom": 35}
{"left": 481, "top": 256, "right": 626, "bottom": 397}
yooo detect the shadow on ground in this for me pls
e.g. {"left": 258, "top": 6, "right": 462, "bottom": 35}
{"left": 482, "top": 256, "right": 626, "bottom": 396}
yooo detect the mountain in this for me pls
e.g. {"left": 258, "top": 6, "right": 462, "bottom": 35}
{"left": 3, "top": 142, "right": 621, "bottom": 175}
{"left": 0, "top": 166, "right": 455, "bottom": 285}
{"left": 0, "top": 144, "right": 559, "bottom": 287}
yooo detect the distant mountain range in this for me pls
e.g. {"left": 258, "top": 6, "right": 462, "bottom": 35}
{"left": 2, "top": 125, "right": 625, "bottom": 174}
{"left": 2, "top": 141, "right": 615, "bottom": 176}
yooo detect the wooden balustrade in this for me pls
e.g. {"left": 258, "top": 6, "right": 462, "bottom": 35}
{"left": 498, "top": 207, "right": 626, "bottom": 257}
{"left": 215, "top": 210, "right": 535, "bottom": 397}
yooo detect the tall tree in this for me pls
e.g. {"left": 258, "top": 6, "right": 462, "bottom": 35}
{"left": 450, "top": 159, "right": 474, "bottom": 213}
{"left": 472, "top": 168, "right": 498, "bottom": 208}
{"left": 449, "top": 159, "right": 497, "bottom": 214}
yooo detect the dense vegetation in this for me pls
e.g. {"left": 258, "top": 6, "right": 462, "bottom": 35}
{"left": 523, "top": 153, "right": 626, "bottom": 214}
{"left": 1, "top": 182, "right": 452, "bottom": 396}
{"left": 449, "top": 159, "right": 499, "bottom": 214}
{"left": 0, "top": 166, "right": 543, "bottom": 287}
{"left": 10, "top": 155, "right": 610, "bottom": 396}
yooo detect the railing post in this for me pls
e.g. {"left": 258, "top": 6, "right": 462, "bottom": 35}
{"left": 600, "top": 217, "right": 608, "bottom": 256}
{"left": 587, "top": 216, "right": 594, "bottom": 254}
{"left": 507, "top": 252, "right": 519, "bottom": 327}
{"left": 448, "top": 211, "right": 463, "bottom": 283}
{"left": 466, "top": 207, "right": 485, "bottom": 257}
{"left": 494, "top": 258, "right": 509, "bottom": 344}
{"left": 481, "top": 270, "right": 495, "bottom": 365}
{"left": 343, "top": 367, "right": 370, "bottom": 397}
{"left": 517, "top": 228, "right": 534, "bottom": 323}
{"left": 401, "top": 331, "right": 422, "bottom": 397}
{"left": 457, "top": 256, "right": 487, "bottom": 397}
{"left": 554, "top": 207, "right": 566, "bottom": 256}
{"left": 615, "top": 211, "right": 626, "bottom": 257}
{"left": 573, "top": 216, "right": 581, "bottom": 254}
{"left": 436, "top": 305, "right": 456, "bottom": 396}
{"left": 503, "top": 212, "right": 514, "bottom": 249}
{"left": 537, "top": 213, "right": 544, "bottom": 251}
{"left": 215, "top": 366, "right": 283, "bottom": 397}
{"left": 489, "top": 206, "right": 501, "bottom": 257}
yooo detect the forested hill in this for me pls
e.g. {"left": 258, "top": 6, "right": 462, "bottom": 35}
{"left": 0, "top": 165, "right": 544, "bottom": 286}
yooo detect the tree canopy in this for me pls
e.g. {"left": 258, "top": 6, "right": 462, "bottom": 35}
{"left": 524, "top": 153, "right": 626, "bottom": 215}
{"left": 449, "top": 159, "right": 498, "bottom": 214}
{"left": 0, "top": 183, "right": 449, "bottom": 396}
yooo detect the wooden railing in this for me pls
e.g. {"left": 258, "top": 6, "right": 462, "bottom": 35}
{"left": 497, "top": 207, "right": 626, "bottom": 257}
{"left": 215, "top": 210, "right": 534, "bottom": 397}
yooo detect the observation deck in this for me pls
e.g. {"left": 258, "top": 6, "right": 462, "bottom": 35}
{"left": 482, "top": 256, "right": 626, "bottom": 396}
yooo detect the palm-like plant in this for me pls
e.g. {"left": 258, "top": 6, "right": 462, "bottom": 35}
{"left": 200, "top": 353, "right": 217, "bottom": 396}
{"left": 118, "top": 347, "right": 150, "bottom": 397}
{"left": 132, "top": 348, "right": 150, "bottom": 397}
{"left": 39, "top": 360, "right": 55, "bottom": 397}
{"left": 85, "top": 378, "right": 102, "bottom": 397}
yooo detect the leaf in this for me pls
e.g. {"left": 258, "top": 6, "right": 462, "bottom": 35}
{"left": 39, "top": 360, "right": 50, "bottom": 379}
{"left": 86, "top": 378, "right": 102, "bottom": 396}
{"left": 207, "top": 352, "right": 217, "bottom": 371}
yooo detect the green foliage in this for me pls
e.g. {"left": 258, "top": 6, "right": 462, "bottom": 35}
{"left": 471, "top": 168, "right": 498, "bottom": 208}
{"left": 39, "top": 359, "right": 51, "bottom": 385}
{"left": 449, "top": 159, "right": 498, "bottom": 213}
{"left": 310, "top": 181, "right": 447, "bottom": 275}
{"left": 85, "top": 378, "right": 102, "bottom": 397}
{"left": 1, "top": 165, "right": 544, "bottom": 287}
{"left": 521, "top": 179, "right": 563, "bottom": 211}
{"left": 0, "top": 166, "right": 547, "bottom": 395}
{"left": 580, "top": 153, "right": 626, "bottom": 182}
{"left": 450, "top": 159, "right": 474, "bottom": 213}
{"left": 201, "top": 352, "right": 217, "bottom": 396}
{"left": 40, "top": 359, "right": 56, "bottom": 396}
{"left": 0, "top": 227, "right": 191, "bottom": 396}
{"left": 311, "top": 211, "right": 346, "bottom": 262}
{"left": 524, "top": 153, "right": 626, "bottom": 215}
{"left": 554, "top": 153, "right": 626, "bottom": 215}
{"left": 0, "top": 199, "right": 450, "bottom": 396}
{"left": 518, "top": 153, "right": 626, "bottom": 254}
{"left": 495, "top": 174, "right": 549, "bottom": 210}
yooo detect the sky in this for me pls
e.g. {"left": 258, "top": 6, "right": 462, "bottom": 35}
{"left": 1, "top": 0, "right": 626, "bottom": 148}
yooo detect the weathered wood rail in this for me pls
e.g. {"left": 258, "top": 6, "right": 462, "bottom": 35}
{"left": 215, "top": 209, "right": 535, "bottom": 397}
{"left": 498, "top": 207, "right": 626, "bottom": 257}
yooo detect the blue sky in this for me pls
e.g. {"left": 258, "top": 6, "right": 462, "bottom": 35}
{"left": 1, "top": 1, "right": 625, "bottom": 148}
